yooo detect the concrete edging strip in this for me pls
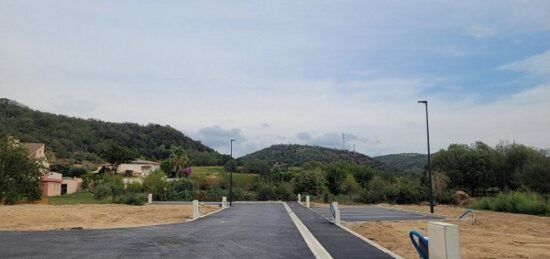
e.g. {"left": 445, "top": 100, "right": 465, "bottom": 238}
{"left": 374, "top": 204, "right": 447, "bottom": 219}
{"left": 299, "top": 202, "right": 404, "bottom": 259}
{"left": 186, "top": 206, "right": 225, "bottom": 222}
{"left": 283, "top": 202, "right": 333, "bottom": 259}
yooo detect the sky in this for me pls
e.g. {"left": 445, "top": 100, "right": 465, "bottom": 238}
{"left": 1, "top": 1, "right": 550, "bottom": 157}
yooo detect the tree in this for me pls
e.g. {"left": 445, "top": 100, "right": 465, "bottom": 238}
{"left": 518, "top": 155, "right": 550, "bottom": 194}
{"left": 142, "top": 170, "right": 172, "bottom": 200}
{"left": 224, "top": 159, "right": 238, "bottom": 173}
{"left": 243, "top": 159, "right": 272, "bottom": 176}
{"left": 293, "top": 170, "right": 327, "bottom": 196}
{"left": 161, "top": 146, "right": 191, "bottom": 177}
{"left": 168, "top": 146, "right": 190, "bottom": 177}
{"left": 323, "top": 161, "right": 351, "bottom": 195}
{"left": 100, "top": 144, "right": 136, "bottom": 174}
{"left": 0, "top": 137, "right": 43, "bottom": 204}
{"left": 340, "top": 174, "right": 360, "bottom": 198}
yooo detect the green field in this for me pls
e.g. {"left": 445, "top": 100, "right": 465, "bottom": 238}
{"left": 190, "top": 166, "right": 259, "bottom": 190}
{"left": 48, "top": 192, "right": 110, "bottom": 205}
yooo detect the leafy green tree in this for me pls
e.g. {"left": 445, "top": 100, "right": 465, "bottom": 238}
{"left": 0, "top": 137, "right": 43, "bottom": 204}
{"left": 167, "top": 146, "right": 190, "bottom": 176}
{"left": 323, "top": 161, "right": 350, "bottom": 194}
{"left": 224, "top": 159, "right": 238, "bottom": 173}
{"left": 362, "top": 176, "right": 387, "bottom": 203}
{"left": 100, "top": 144, "right": 137, "bottom": 173}
{"left": 142, "top": 170, "right": 172, "bottom": 200}
{"left": 243, "top": 159, "right": 272, "bottom": 176}
{"left": 340, "top": 174, "right": 360, "bottom": 198}
{"left": 519, "top": 155, "right": 550, "bottom": 194}
{"left": 293, "top": 170, "right": 327, "bottom": 196}
{"left": 495, "top": 142, "right": 542, "bottom": 191}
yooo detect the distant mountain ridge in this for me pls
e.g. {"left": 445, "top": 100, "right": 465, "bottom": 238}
{"left": 374, "top": 153, "right": 427, "bottom": 173}
{"left": 0, "top": 98, "right": 225, "bottom": 165}
{"left": 240, "top": 144, "right": 389, "bottom": 170}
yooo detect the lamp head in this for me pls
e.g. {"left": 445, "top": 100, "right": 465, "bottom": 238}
{"left": 417, "top": 100, "right": 427, "bottom": 104}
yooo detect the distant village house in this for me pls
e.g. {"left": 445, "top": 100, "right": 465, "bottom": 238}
{"left": 22, "top": 143, "right": 81, "bottom": 196}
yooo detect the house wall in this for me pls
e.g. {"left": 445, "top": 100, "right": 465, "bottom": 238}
{"left": 62, "top": 178, "right": 82, "bottom": 194}
{"left": 41, "top": 182, "right": 61, "bottom": 196}
{"left": 117, "top": 163, "right": 160, "bottom": 177}
{"left": 40, "top": 172, "right": 63, "bottom": 196}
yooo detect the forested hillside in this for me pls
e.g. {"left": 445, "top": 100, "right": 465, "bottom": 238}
{"left": 0, "top": 99, "right": 226, "bottom": 165}
{"left": 375, "top": 153, "right": 427, "bottom": 173}
{"left": 240, "top": 144, "right": 389, "bottom": 170}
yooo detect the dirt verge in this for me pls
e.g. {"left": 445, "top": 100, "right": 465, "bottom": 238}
{"left": 348, "top": 204, "right": 550, "bottom": 259}
{"left": 0, "top": 204, "right": 219, "bottom": 231}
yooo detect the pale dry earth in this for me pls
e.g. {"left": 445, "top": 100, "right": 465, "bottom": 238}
{"left": 347, "top": 204, "right": 550, "bottom": 259}
{"left": 0, "top": 204, "right": 219, "bottom": 231}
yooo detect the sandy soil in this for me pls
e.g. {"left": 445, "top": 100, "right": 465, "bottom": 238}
{"left": 347, "top": 204, "right": 550, "bottom": 259}
{"left": 0, "top": 204, "right": 219, "bottom": 231}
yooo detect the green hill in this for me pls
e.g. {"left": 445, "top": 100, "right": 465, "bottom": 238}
{"left": 374, "top": 153, "right": 427, "bottom": 173}
{"left": 0, "top": 98, "right": 225, "bottom": 165}
{"left": 240, "top": 144, "right": 388, "bottom": 170}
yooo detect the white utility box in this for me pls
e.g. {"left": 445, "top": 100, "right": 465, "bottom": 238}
{"left": 428, "top": 222, "right": 461, "bottom": 259}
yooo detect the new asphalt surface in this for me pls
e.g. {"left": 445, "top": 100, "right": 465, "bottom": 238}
{"left": 311, "top": 206, "right": 444, "bottom": 221}
{"left": 0, "top": 203, "right": 313, "bottom": 259}
{"left": 288, "top": 202, "right": 394, "bottom": 259}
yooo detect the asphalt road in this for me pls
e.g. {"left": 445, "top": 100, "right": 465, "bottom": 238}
{"left": 312, "top": 206, "right": 444, "bottom": 221}
{"left": 0, "top": 203, "right": 314, "bottom": 259}
{"left": 288, "top": 202, "right": 394, "bottom": 259}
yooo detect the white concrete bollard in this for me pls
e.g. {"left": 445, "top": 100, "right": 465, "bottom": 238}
{"left": 148, "top": 193, "right": 152, "bottom": 204}
{"left": 192, "top": 200, "right": 200, "bottom": 219}
{"left": 331, "top": 201, "right": 340, "bottom": 226}
{"left": 428, "top": 222, "right": 461, "bottom": 259}
{"left": 306, "top": 195, "right": 310, "bottom": 208}
{"left": 222, "top": 196, "right": 227, "bottom": 209}
{"left": 298, "top": 193, "right": 301, "bottom": 203}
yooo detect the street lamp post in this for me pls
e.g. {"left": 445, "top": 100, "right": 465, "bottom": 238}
{"left": 418, "top": 100, "right": 434, "bottom": 214}
{"left": 229, "top": 139, "right": 235, "bottom": 206}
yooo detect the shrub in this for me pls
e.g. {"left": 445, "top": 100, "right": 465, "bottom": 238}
{"left": 361, "top": 176, "right": 387, "bottom": 203}
{"left": 293, "top": 170, "right": 327, "bottom": 196}
{"left": 93, "top": 184, "right": 112, "bottom": 200}
{"left": 472, "top": 192, "right": 549, "bottom": 216}
{"left": 115, "top": 192, "right": 147, "bottom": 206}
{"left": 126, "top": 181, "right": 143, "bottom": 193}
{"left": 142, "top": 170, "right": 172, "bottom": 201}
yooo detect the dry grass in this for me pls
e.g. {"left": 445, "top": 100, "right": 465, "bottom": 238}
{"left": 347, "top": 204, "right": 550, "bottom": 259}
{"left": 0, "top": 204, "right": 219, "bottom": 231}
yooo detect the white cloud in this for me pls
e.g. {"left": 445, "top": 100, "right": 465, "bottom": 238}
{"left": 1, "top": 1, "right": 550, "bottom": 157}
{"left": 500, "top": 50, "right": 550, "bottom": 77}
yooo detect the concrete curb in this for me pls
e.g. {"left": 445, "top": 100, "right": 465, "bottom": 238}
{"left": 186, "top": 206, "right": 226, "bottom": 222}
{"left": 283, "top": 202, "right": 332, "bottom": 259}
{"left": 298, "top": 202, "right": 404, "bottom": 259}
{"left": 374, "top": 204, "right": 447, "bottom": 219}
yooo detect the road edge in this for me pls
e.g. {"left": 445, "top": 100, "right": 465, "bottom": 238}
{"left": 186, "top": 206, "right": 225, "bottom": 222}
{"left": 299, "top": 202, "right": 404, "bottom": 259}
{"left": 283, "top": 202, "right": 332, "bottom": 259}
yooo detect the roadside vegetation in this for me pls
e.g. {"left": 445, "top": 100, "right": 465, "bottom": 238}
{"left": 472, "top": 192, "right": 549, "bottom": 216}
{"left": 48, "top": 192, "right": 110, "bottom": 205}
{"left": 0, "top": 136, "right": 43, "bottom": 204}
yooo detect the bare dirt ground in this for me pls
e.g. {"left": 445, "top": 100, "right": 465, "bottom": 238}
{"left": 0, "top": 204, "right": 219, "bottom": 231}
{"left": 347, "top": 204, "right": 550, "bottom": 259}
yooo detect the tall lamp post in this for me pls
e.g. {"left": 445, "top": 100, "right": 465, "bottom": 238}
{"left": 229, "top": 139, "right": 235, "bottom": 206}
{"left": 418, "top": 100, "right": 434, "bottom": 214}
